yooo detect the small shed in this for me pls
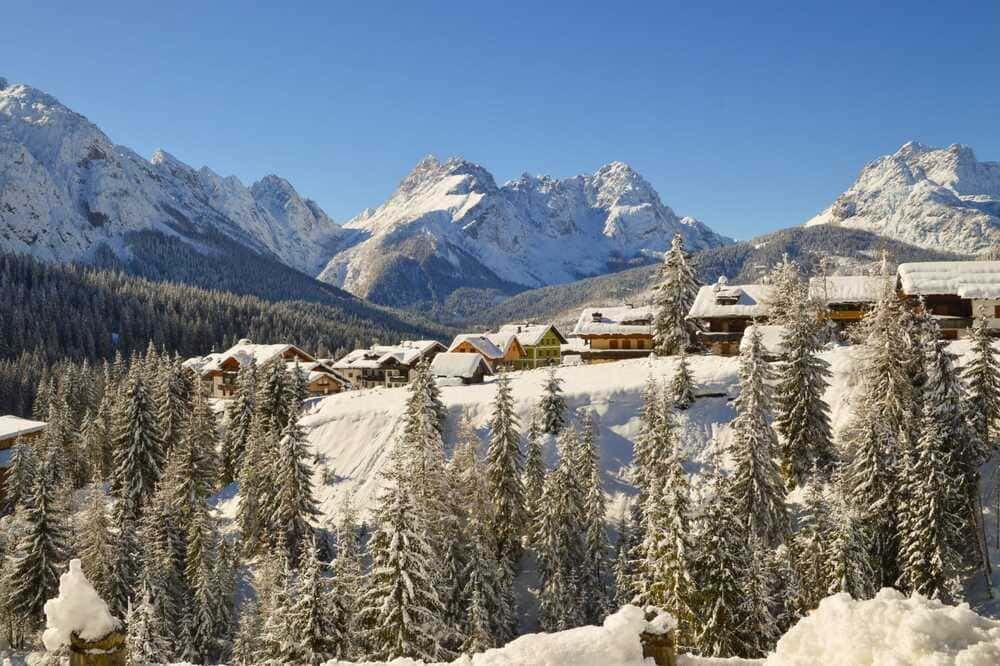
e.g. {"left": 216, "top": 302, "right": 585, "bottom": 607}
{"left": 430, "top": 352, "right": 492, "bottom": 385}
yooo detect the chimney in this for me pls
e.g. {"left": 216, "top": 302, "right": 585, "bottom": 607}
{"left": 592, "top": 311, "right": 603, "bottom": 322}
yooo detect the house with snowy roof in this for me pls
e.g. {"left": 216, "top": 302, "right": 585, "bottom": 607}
{"left": 185, "top": 339, "right": 349, "bottom": 399}
{"left": 896, "top": 261, "right": 1000, "bottom": 338}
{"left": 809, "top": 275, "right": 889, "bottom": 329}
{"left": 497, "top": 323, "right": 567, "bottom": 369}
{"left": 429, "top": 352, "right": 493, "bottom": 385}
{"left": 448, "top": 333, "right": 525, "bottom": 371}
{"left": 687, "top": 278, "right": 773, "bottom": 356}
{"left": 331, "top": 340, "right": 446, "bottom": 389}
{"left": 569, "top": 304, "right": 654, "bottom": 363}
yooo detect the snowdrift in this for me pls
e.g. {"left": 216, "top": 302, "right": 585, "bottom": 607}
{"left": 41, "top": 559, "right": 120, "bottom": 651}
{"left": 765, "top": 588, "right": 1000, "bottom": 665}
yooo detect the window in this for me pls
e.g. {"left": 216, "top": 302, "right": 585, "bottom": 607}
{"left": 622, "top": 339, "right": 631, "bottom": 350}
{"left": 994, "top": 304, "right": 1000, "bottom": 319}
{"left": 610, "top": 339, "right": 619, "bottom": 349}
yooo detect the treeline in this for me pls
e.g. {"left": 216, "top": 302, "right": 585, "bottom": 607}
{"left": 0, "top": 250, "right": 449, "bottom": 416}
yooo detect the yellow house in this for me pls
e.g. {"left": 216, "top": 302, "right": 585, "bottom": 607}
{"left": 569, "top": 305, "right": 654, "bottom": 363}
{"left": 498, "top": 323, "right": 568, "bottom": 369}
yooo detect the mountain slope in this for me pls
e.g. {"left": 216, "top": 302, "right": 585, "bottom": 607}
{"left": 806, "top": 142, "right": 1000, "bottom": 255}
{"left": 0, "top": 78, "right": 345, "bottom": 275}
{"left": 317, "top": 156, "right": 731, "bottom": 306}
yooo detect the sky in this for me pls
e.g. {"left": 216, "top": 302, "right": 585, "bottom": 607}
{"left": 3, "top": 1, "right": 999, "bottom": 239}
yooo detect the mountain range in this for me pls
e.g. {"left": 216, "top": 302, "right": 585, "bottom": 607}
{"left": 3, "top": 75, "right": 1000, "bottom": 319}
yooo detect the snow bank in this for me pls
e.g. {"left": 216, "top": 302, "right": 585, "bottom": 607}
{"left": 319, "top": 605, "right": 668, "bottom": 666}
{"left": 766, "top": 588, "right": 1000, "bottom": 665}
{"left": 41, "top": 559, "right": 120, "bottom": 651}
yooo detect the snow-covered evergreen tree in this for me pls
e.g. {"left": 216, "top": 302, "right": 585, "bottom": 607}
{"left": 827, "top": 468, "right": 876, "bottom": 600}
{"left": 358, "top": 464, "right": 448, "bottom": 662}
{"left": 232, "top": 599, "right": 264, "bottom": 666}
{"left": 774, "top": 295, "right": 835, "bottom": 488}
{"left": 763, "top": 253, "right": 809, "bottom": 325}
{"left": 126, "top": 583, "right": 171, "bottom": 666}
{"left": 577, "top": 413, "right": 609, "bottom": 625}
{"left": 330, "top": 503, "right": 363, "bottom": 661}
{"left": 670, "top": 349, "right": 696, "bottom": 409}
{"left": 292, "top": 537, "right": 341, "bottom": 664}
{"left": 168, "top": 381, "right": 219, "bottom": 534}
{"left": 4, "top": 459, "right": 69, "bottom": 627}
{"left": 157, "top": 355, "right": 193, "bottom": 456}
{"left": 111, "top": 371, "right": 165, "bottom": 513}
{"left": 485, "top": 369, "right": 525, "bottom": 568}
{"left": 236, "top": 412, "right": 271, "bottom": 556}
{"left": 653, "top": 233, "right": 700, "bottom": 355}
{"left": 78, "top": 486, "right": 114, "bottom": 602}
{"left": 222, "top": 360, "right": 257, "bottom": 485}
{"left": 523, "top": 407, "right": 547, "bottom": 532}
{"left": 794, "top": 477, "right": 835, "bottom": 609}
{"left": 4, "top": 438, "right": 38, "bottom": 512}
{"left": 269, "top": 403, "right": 320, "bottom": 565}
{"left": 965, "top": 311, "right": 1000, "bottom": 451}
{"left": 729, "top": 325, "right": 787, "bottom": 545}
{"left": 538, "top": 366, "right": 567, "bottom": 434}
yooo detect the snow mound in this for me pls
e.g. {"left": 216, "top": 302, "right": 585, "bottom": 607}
{"left": 767, "top": 588, "right": 1000, "bottom": 665}
{"left": 41, "top": 559, "right": 120, "bottom": 651}
{"left": 319, "top": 605, "right": 668, "bottom": 666}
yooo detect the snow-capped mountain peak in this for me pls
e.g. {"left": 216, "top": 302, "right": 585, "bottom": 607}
{"left": 805, "top": 141, "right": 1000, "bottom": 255}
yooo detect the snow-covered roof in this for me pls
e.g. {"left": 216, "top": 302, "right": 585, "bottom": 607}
{"left": 0, "top": 415, "right": 47, "bottom": 443}
{"left": 497, "top": 323, "right": 568, "bottom": 347}
{"left": 808, "top": 276, "right": 888, "bottom": 303}
{"left": 430, "top": 352, "right": 491, "bottom": 379}
{"left": 739, "top": 325, "right": 788, "bottom": 356}
{"left": 571, "top": 305, "right": 654, "bottom": 337}
{"left": 687, "top": 280, "right": 772, "bottom": 320}
{"left": 332, "top": 340, "right": 443, "bottom": 370}
{"left": 897, "top": 261, "right": 1000, "bottom": 299}
{"left": 449, "top": 334, "right": 505, "bottom": 359}
{"left": 184, "top": 339, "right": 313, "bottom": 374}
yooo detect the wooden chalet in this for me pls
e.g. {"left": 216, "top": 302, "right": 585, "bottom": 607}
{"left": 331, "top": 340, "right": 446, "bottom": 389}
{"left": 687, "top": 278, "right": 773, "bottom": 356}
{"left": 0, "top": 415, "right": 47, "bottom": 504}
{"left": 430, "top": 352, "right": 492, "bottom": 385}
{"left": 449, "top": 333, "right": 525, "bottom": 371}
{"left": 897, "top": 261, "right": 1000, "bottom": 339}
{"left": 569, "top": 305, "right": 654, "bottom": 363}
{"left": 185, "top": 339, "right": 349, "bottom": 398}
{"left": 497, "top": 323, "right": 568, "bottom": 369}
{"left": 809, "top": 276, "right": 888, "bottom": 329}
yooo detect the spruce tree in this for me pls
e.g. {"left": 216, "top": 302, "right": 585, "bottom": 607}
{"left": 577, "top": 413, "right": 610, "bottom": 625}
{"left": 232, "top": 599, "right": 264, "bottom": 666}
{"left": 330, "top": 503, "right": 363, "bottom": 660}
{"left": 964, "top": 312, "right": 1000, "bottom": 452}
{"left": 168, "top": 381, "right": 219, "bottom": 534}
{"left": 539, "top": 366, "right": 567, "bottom": 434}
{"left": 774, "top": 296, "right": 835, "bottom": 488}
{"left": 126, "top": 583, "right": 171, "bottom": 666}
{"left": 78, "top": 487, "right": 114, "bottom": 602}
{"left": 670, "top": 349, "right": 696, "bottom": 409}
{"left": 523, "top": 407, "right": 547, "bottom": 531}
{"left": 158, "top": 355, "right": 193, "bottom": 455}
{"left": 222, "top": 360, "right": 257, "bottom": 485}
{"left": 111, "top": 371, "right": 165, "bottom": 513}
{"left": 730, "top": 325, "right": 787, "bottom": 545}
{"left": 653, "top": 233, "right": 700, "bottom": 355}
{"left": 485, "top": 369, "right": 525, "bottom": 567}
{"left": 4, "top": 438, "right": 38, "bottom": 512}
{"left": 794, "top": 477, "right": 835, "bottom": 609}
{"left": 292, "top": 537, "right": 341, "bottom": 664}
{"left": 270, "top": 404, "right": 320, "bottom": 565}
{"left": 4, "top": 460, "right": 69, "bottom": 627}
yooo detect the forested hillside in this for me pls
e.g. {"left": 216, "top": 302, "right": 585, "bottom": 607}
{"left": 0, "top": 251, "right": 450, "bottom": 415}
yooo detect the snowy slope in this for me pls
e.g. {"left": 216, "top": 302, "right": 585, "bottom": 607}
{"left": 0, "top": 78, "right": 345, "bottom": 274}
{"left": 805, "top": 142, "right": 1000, "bottom": 256}
{"left": 317, "top": 156, "right": 732, "bottom": 306}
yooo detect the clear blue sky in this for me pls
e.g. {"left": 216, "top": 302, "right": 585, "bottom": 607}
{"left": 4, "top": 1, "right": 999, "bottom": 239}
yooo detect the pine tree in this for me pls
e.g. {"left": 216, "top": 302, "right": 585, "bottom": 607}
{"left": 158, "top": 355, "right": 193, "bottom": 455}
{"left": 78, "top": 487, "right": 114, "bottom": 602}
{"left": 577, "top": 413, "right": 610, "bottom": 625}
{"left": 236, "top": 412, "right": 271, "bottom": 556}
{"left": 139, "top": 484, "right": 188, "bottom": 653}
{"left": 794, "top": 477, "right": 835, "bottom": 609}
{"left": 774, "top": 296, "right": 835, "bottom": 488}
{"left": 269, "top": 403, "right": 320, "bottom": 565}
{"left": 485, "top": 369, "right": 525, "bottom": 568}
{"left": 330, "top": 504, "right": 363, "bottom": 660}
{"left": 460, "top": 504, "right": 504, "bottom": 654}
{"left": 126, "top": 583, "right": 171, "bottom": 666}
{"left": 523, "top": 407, "right": 547, "bottom": 534}
{"left": 293, "top": 537, "right": 341, "bottom": 664}
{"left": 964, "top": 311, "right": 1000, "bottom": 452}
{"left": 827, "top": 468, "right": 876, "bottom": 600}
{"left": 763, "top": 253, "right": 809, "bottom": 325}
{"left": 4, "top": 438, "right": 38, "bottom": 512}
{"left": 186, "top": 500, "right": 219, "bottom": 663}
{"left": 257, "top": 357, "right": 292, "bottom": 432}
{"left": 168, "top": 382, "right": 219, "bottom": 535}
{"left": 359, "top": 467, "right": 448, "bottom": 662}
{"left": 222, "top": 360, "right": 257, "bottom": 485}
{"left": 653, "top": 233, "right": 700, "bottom": 355}
{"left": 232, "top": 599, "right": 264, "bottom": 666}
{"left": 670, "top": 349, "right": 696, "bottom": 409}
{"left": 729, "top": 325, "right": 787, "bottom": 545}
{"left": 5, "top": 459, "right": 70, "bottom": 627}
{"left": 111, "top": 371, "right": 165, "bottom": 513}
{"left": 539, "top": 366, "right": 567, "bottom": 434}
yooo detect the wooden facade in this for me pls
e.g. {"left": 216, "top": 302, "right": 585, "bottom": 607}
{"left": 570, "top": 306, "right": 655, "bottom": 363}
{"left": 687, "top": 280, "right": 773, "bottom": 356}
{"left": 449, "top": 334, "right": 525, "bottom": 371}
{"left": 498, "top": 324, "right": 568, "bottom": 369}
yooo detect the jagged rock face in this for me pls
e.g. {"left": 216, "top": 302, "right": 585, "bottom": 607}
{"left": 318, "top": 156, "right": 731, "bottom": 306}
{"left": 0, "top": 81, "right": 344, "bottom": 274}
{"left": 806, "top": 142, "right": 1000, "bottom": 256}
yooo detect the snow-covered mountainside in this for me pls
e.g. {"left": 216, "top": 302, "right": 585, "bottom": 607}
{"left": 317, "top": 156, "right": 732, "bottom": 306}
{"left": 806, "top": 142, "right": 1000, "bottom": 256}
{"left": 0, "top": 78, "right": 345, "bottom": 274}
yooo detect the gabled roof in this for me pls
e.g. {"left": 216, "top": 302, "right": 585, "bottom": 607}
{"left": 449, "top": 334, "right": 505, "bottom": 359}
{"left": 184, "top": 339, "right": 314, "bottom": 375}
{"left": 333, "top": 340, "right": 446, "bottom": 370}
{"left": 430, "top": 352, "right": 492, "bottom": 379}
{"left": 0, "top": 415, "right": 47, "bottom": 443}
{"left": 897, "top": 261, "right": 1000, "bottom": 299}
{"left": 572, "top": 305, "right": 654, "bottom": 337}
{"left": 497, "top": 323, "right": 568, "bottom": 347}
{"left": 687, "top": 280, "right": 772, "bottom": 319}
{"left": 808, "top": 276, "right": 889, "bottom": 304}
{"left": 292, "top": 360, "right": 350, "bottom": 387}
